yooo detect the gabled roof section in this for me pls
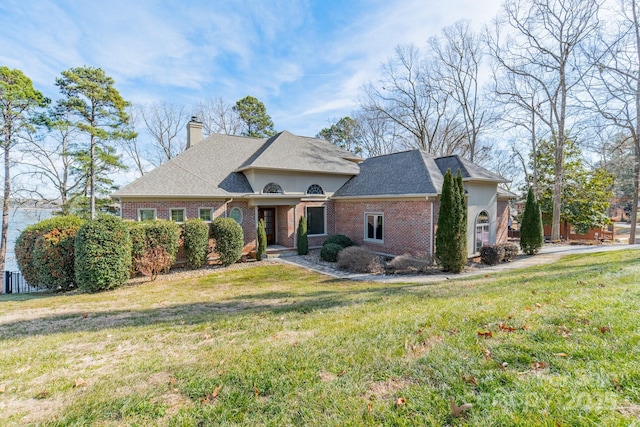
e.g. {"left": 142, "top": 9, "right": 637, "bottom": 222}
{"left": 333, "top": 149, "right": 508, "bottom": 198}
{"left": 237, "top": 131, "right": 362, "bottom": 175}
{"left": 435, "top": 155, "right": 509, "bottom": 183}
{"left": 113, "top": 134, "right": 263, "bottom": 198}
{"left": 334, "top": 150, "right": 441, "bottom": 197}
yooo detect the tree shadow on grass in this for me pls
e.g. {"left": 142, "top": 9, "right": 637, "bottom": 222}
{"left": 1, "top": 253, "right": 635, "bottom": 340}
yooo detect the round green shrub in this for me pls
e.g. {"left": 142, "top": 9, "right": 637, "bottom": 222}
{"left": 74, "top": 216, "right": 132, "bottom": 293}
{"left": 322, "top": 234, "right": 354, "bottom": 248}
{"left": 320, "top": 243, "right": 343, "bottom": 262}
{"left": 500, "top": 243, "right": 519, "bottom": 262}
{"left": 183, "top": 218, "right": 210, "bottom": 268}
{"left": 211, "top": 217, "right": 244, "bottom": 267}
{"left": 480, "top": 244, "right": 505, "bottom": 266}
{"left": 142, "top": 220, "right": 181, "bottom": 264}
{"left": 15, "top": 215, "right": 84, "bottom": 288}
{"left": 33, "top": 226, "right": 82, "bottom": 291}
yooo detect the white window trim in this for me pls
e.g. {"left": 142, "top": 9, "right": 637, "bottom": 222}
{"left": 306, "top": 205, "right": 327, "bottom": 236}
{"left": 198, "top": 207, "right": 213, "bottom": 222}
{"left": 138, "top": 208, "right": 157, "bottom": 221}
{"left": 169, "top": 207, "right": 186, "bottom": 223}
{"left": 474, "top": 211, "right": 490, "bottom": 253}
{"left": 364, "top": 212, "right": 384, "bottom": 243}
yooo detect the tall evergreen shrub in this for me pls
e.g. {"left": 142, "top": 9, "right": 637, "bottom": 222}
{"left": 455, "top": 170, "right": 468, "bottom": 266}
{"left": 256, "top": 219, "right": 267, "bottom": 261}
{"left": 211, "top": 217, "right": 244, "bottom": 266}
{"left": 183, "top": 218, "right": 210, "bottom": 268}
{"left": 297, "top": 216, "right": 308, "bottom": 255}
{"left": 15, "top": 215, "right": 84, "bottom": 289}
{"left": 436, "top": 169, "right": 467, "bottom": 273}
{"left": 520, "top": 187, "right": 544, "bottom": 255}
{"left": 75, "top": 216, "right": 132, "bottom": 292}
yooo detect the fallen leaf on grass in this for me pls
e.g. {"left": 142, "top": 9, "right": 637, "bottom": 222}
{"left": 201, "top": 385, "right": 222, "bottom": 404}
{"left": 612, "top": 377, "right": 623, "bottom": 392}
{"left": 338, "top": 370, "right": 347, "bottom": 377}
{"left": 449, "top": 328, "right": 459, "bottom": 335}
{"left": 450, "top": 397, "right": 472, "bottom": 418}
{"left": 0, "top": 384, "right": 5, "bottom": 393}
{"left": 554, "top": 353, "right": 569, "bottom": 357}
{"left": 477, "top": 331, "right": 493, "bottom": 338}
{"left": 254, "top": 385, "right": 259, "bottom": 396}
{"left": 395, "top": 397, "right": 406, "bottom": 407}
{"left": 367, "top": 402, "right": 373, "bottom": 412}
{"left": 203, "top": 333, "right": 212, "bottom": 339}
{"left": 74, "top": 377, "right": 86, "bottom": 388}
{"left": 531, "top": 361, "right": 548, "bottom": 371}
{"left": 169, "top": 377, "right": 177, "bottom": 386}
{"left": 482, "top": 348, "right": 492, "bottom": 360}
{"left": 499, "top": 322, "right": 516, "bottom": 332}
{"left": 462, "top": 375, "right": 477, "bottom": 386}
{"left": 82, "top": 313, "right": 89, "bottom": 319}
{"left": 35, "top": 390, "right": 50, "bottom": 399}
{"left": 598, "top": 326, "right": 611, "bottom": 334}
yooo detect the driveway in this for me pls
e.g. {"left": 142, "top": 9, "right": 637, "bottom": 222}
{"left": 275, "top": 243, "right": 640, "bottom": 284}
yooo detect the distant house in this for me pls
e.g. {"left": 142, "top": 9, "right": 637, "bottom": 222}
{"left": 112, "top": 118, "right": 514, "bottom": 258}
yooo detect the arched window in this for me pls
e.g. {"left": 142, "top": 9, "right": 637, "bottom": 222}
{"left": 306, "top": 184, "right": 324, "bottom": 195}
{"left": 262, "top": 183, "right": 283, "bottom": 194}
{"left": 475, "top": 210, "right": 490, "bottom": 252}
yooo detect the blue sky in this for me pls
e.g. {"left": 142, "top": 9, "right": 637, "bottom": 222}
{"left": 0, "top": 0, "right": 503, "bottom": 137}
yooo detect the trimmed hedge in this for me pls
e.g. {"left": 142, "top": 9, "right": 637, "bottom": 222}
{"left": 183, "top": 218, "right": 210, "bottom": 268}
{"left": 480, "top": 244, "right": 506, "bottom": 266}
{"left": 75, "top": 216, "right": 132, "bottom": 293}
{"left": 501, "top": 243, "right": 519, "bottom": 262}
{"left": 322, "top": 234, "right": 354, "bottom": 248}
{"left": 15, "top": 215, "right": 85, "bottom": 289}
{"left": 211, "top": 217, "right": 244, "bottom": 267}
{"left": 320, "top": 243, "right": 343, "bottom": 262}
{"left": 129, "top": 220, "right": 180, "bottom": 274}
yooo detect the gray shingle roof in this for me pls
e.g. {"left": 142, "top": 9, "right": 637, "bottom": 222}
{"left": 333, "top": 150, "right": 508, "bottom": 198}
{"left": 113, "top": 134, "right": 263, "bottom": 198}
{"left": 434, "top": 155, "right": 508, "bottom": 183}
{"left": 237, "top": 131, "right": 361, "bottom": 175}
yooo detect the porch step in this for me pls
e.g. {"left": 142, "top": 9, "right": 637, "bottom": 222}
{"left": 265, "top": 247, "right": 299, "bottom": 258}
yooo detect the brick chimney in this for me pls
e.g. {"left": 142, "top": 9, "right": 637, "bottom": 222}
{"left": 186, "top": 116, "right": 203, "bottom": 149}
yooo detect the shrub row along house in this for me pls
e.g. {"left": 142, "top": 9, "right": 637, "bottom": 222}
{"left": 112, "top": 118, "right": 514, "bottom": 258}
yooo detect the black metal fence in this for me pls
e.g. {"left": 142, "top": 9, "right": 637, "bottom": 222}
{"left": 2, "top": 271, "right": 41, "bottom": 294}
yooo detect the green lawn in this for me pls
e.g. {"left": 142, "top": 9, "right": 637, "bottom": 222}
{"left": 1, "top": 251, "right": 639, "bottom": 426}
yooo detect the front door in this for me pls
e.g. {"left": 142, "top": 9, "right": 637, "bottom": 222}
{"left": 258, "top": 208, "right": 276, "bottom": 245}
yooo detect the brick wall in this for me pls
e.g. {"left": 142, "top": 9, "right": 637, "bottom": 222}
{"left": 496, "top": 200, "right": 509, "bottom": 244}
{"left": 120, "top": 199, "right": 257, "bottom": 252}
{"left": 335, "top": 200, "right": 433, "bottom": 256}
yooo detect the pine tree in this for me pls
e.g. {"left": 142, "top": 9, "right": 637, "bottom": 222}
{"left": 436, "top": 169, "right": 468, "bottom": 273}
{"left": 520, "top": 187, "right": 544, "bottom": 255}
{"left": 256, "top": 219, "right": 267, "bottom": 261}
{"left": 297, "top": 216, "right": 308, "bottom": 255}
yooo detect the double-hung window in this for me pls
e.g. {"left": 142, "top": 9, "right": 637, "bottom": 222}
{"left": 306, "top": 206, "right": 326, "bottom": 236}
{"left": 365, "top": 213, "right": 383, "bottom": 242}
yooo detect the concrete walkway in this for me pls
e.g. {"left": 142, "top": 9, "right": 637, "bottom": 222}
{"left": 274, "top": 244, "right": 640, "bottom": 284}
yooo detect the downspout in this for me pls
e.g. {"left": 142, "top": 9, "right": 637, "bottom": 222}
{"left": 224, "top": 198, "right": 233, "bottom": 217}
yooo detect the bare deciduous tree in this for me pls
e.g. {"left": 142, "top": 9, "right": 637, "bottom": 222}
{"left": 487, "top": 0, "right": 600, "bottom": 240}
{"left": 140, "top": 102, "right": 189, "bottom": 167}
{"left": 582, "top": 0, "right": 640, "bottom": 244}
{"left": 194, "top": 97, "right": 242, "bottom": 137}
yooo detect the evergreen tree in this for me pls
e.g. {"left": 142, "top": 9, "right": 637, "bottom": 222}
{"left": 234, "top": 96, "right": 275, "bottom": 138}
{"left": 455, "top": 170, "right": 468, "bottom": 266}
{"left": 436, "top": 169, "right": 466, "bottom": 273}
{"left": 256, "top": 219, "right": 267, "bottom": 261}
{"left": 520, "top": 187, "right": 544, "bottom": 255}
{"left": 297, "top": 216, "right": 308, "bottom": 255}
{"left": 56, "top": 66, "right": 135, "bottom": 218}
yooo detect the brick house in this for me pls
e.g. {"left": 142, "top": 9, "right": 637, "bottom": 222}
{"left": 112, "top": 118, "right": 514, "bottom": 257}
